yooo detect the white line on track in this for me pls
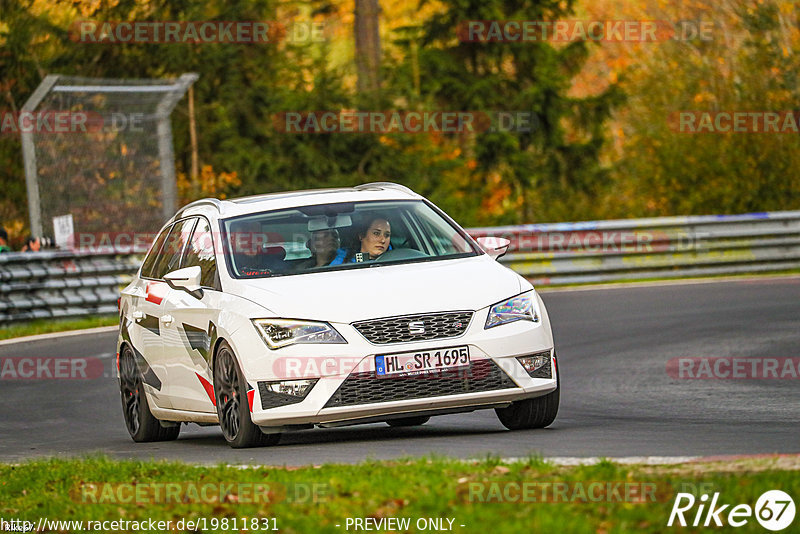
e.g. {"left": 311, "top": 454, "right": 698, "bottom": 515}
{"left": 502, "top": 456, "right": 700, "bottom": 465}
{"left": 226, "top": 456, "right": 703, "bottom": 469}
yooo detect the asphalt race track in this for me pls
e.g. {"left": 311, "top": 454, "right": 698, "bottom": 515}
{"left": 1, "top": 277, "right": 798, "bottom": 465}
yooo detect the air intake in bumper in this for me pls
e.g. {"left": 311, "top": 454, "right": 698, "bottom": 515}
{"left": 323, "top": 359, "right": 517, "bottom": 408}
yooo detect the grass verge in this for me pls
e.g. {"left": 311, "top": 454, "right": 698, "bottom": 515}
{"left": 0, "top": 315, "right": 117, "bottom": 341}
{"left": 1, "top": 455, "right": 798, "bottom": 533}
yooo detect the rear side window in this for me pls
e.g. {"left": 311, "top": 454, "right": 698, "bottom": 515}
{"left": 181, "top": 218, "right": 218, "bottom": 288}
{"left": 151, "top": 218, "right": 197, "bottom": 279}
{"left": 140, "top": 225, "right": 171, "bottom": 279}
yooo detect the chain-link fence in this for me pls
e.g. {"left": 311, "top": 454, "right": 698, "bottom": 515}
{"left": 21, "top": 73, "right": 197, "bottom": 242}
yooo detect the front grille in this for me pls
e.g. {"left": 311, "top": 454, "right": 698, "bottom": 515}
{"left": 324, "top": 359, "right": 517, "bottom": 408}
{"left": 258, "top": 380, "right": 317, "bottom": 410}
{"left": 353, "top": 311, "right": 473, "bottom": 344}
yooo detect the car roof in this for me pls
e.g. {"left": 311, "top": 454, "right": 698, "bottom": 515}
{"left": 172, "top": 182, "right": 421, "bottom": 221}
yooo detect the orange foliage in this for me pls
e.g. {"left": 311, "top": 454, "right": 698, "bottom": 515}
{"left": 177, "top": 165, "right": 241, "bottom": 204}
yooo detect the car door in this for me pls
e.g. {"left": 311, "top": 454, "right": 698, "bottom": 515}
{"left": 121, "top": 223, "right": 173, "bottom": 409}
{"left": 160, "top": 217, "right": 224, "bottom": 413}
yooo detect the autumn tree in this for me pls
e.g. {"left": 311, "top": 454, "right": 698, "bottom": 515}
{"left": 614, "top": 0, "right": 800, "bottom": 216}
{"left": 387, "top": 0, "right": 622, "bottom": 224}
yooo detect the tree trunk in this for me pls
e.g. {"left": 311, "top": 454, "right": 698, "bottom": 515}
{"left": 354, "top": 0, "right": 381, "bottom": 99}
{"left": 188, "top": 85, "right": 199, "bottom": 189}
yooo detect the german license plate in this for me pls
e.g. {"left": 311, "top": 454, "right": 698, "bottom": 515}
{"left": 375, "top": 346, "right": 470, "bottom": 377}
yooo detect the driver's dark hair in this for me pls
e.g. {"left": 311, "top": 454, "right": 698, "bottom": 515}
{"left": 343, "top": 213, "right": 391, "bottom": 262}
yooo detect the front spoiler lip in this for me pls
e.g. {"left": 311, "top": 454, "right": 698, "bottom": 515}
{"left": 316, "top": 400, "right": 513, "bottom": 427}
{"left": 271, "top": 402, "right": 512, "bottom": 431}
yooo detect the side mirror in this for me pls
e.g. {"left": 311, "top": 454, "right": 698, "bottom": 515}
{"left": 164, "top": 266, "right": 204, "bottom": 299}
{"left": 476, "top": 237, "right": 511, "bottom": 260}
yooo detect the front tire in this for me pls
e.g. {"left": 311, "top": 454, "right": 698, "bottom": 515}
{"left": 118, "top": 345, "right": 180, "bottom": 442}
{"left": 214, "top": 341, "right": 280, "bottom": 448}
{"left": 495, "top": 358, "right": 560, "bottom": 430}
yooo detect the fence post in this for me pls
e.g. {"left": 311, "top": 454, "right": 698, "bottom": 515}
{"left": 21, "top": 74, "right": 60, "bottom": 238}
{"left": 156, "top": 73, "right": 199, "bottom": 221}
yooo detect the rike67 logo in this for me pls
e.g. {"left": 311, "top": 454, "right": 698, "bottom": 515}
{"left": 668, "top": 490, "right": 795, "bottom": 531}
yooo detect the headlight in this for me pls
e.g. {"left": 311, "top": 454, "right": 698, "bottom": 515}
{"left": 485, "top": 291, "right": 541, "bottom": 329}
{"left": 253, "top": 319, "right": 347, "bottom": 349}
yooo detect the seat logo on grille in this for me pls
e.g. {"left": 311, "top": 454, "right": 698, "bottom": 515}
{"left": 408, "top": 320, "right": 425, "bottom": 335}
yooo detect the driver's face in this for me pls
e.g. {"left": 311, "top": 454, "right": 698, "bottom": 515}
{"left": 360, "top": 219, "right": 391, "bottom": 259}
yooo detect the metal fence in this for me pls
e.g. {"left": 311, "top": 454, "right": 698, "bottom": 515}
{"left": 470, "top": 210, "right": 800, "bottom": 285}
{"left": 1, "top": 210, "right": 799, "bottom": 325}
{"left": 21, "top": 73, "right": 197, "bottom": 239}
{"left": 0, "top": 251, "right": 139, "bottom": 324}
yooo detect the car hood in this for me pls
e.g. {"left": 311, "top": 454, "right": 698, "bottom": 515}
{"left": 228, "top": 256, "right": 523, "bottom": 323}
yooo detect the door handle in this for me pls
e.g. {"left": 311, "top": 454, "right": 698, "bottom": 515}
{"left": 160, "top": 314, "right": 174, "bottom": 325}
{"left": 132, "top": 311, "right": 144, "bottom": 321}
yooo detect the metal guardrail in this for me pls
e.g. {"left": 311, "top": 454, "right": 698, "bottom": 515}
{"left": 469, "top": 210, "right": 800, "bottom": 285}
{"left": 0, "top": 251, "right": 140, "bottom": 324}
{"left": 1, "top": 210, "right": 798, "bottom": 325}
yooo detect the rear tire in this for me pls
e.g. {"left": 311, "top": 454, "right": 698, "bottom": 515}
{"left": 214, "top": 341, "right": 280, "bottom": 448}
{"left": 386, "top": 416, "right": 430, "bottom": 427}
{"left": 118, "top": 345, "right": 180, "bottom": 442}
{"left": 495, "top": 357, "right": 560, "bottom": 430}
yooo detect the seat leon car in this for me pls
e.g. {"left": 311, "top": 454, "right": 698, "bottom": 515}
{"left": 117, "top": 182, "right": 559, "bottom": 448}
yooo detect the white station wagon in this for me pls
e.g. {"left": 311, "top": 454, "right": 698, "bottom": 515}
{"left": 117, "top": 183, "right": 559, "bottom": 447}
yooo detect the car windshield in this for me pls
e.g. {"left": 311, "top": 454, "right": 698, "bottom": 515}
{"left": 222, "top": 200, "right": 479, "bottom": 278}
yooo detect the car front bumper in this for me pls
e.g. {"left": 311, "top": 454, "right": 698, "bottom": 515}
{"left": 233, "top": 308, "right": 557, "bottom": 429}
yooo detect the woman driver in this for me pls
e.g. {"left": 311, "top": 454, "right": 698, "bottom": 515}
{"left": 330, "top": 216, "right": 391, "bottom": 264}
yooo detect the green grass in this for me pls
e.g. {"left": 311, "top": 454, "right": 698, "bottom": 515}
{"left": 0, "top": 315, "right": 118, "bottom": 341}
{"left": 1, "top": 455, "right": 797, "bottom": 533}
